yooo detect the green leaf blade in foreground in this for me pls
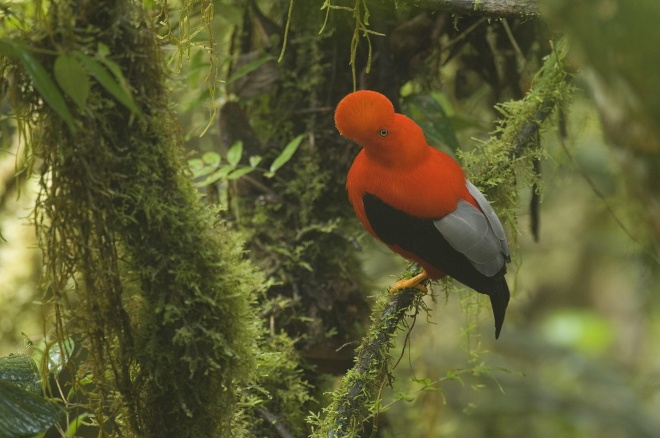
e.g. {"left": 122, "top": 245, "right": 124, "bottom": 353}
{"left": 0, "top": 380, "right": 61, "bottom": 438}
{"left": 54, "top": 54, "right": 91, "bottom": 110}
{"left": 0, "top": 354, "right": 40, "bottom": 394}
{"left": 269, "top": 134, "right": 303, "bottom": 174}
{"left": 0, "top": 39, "right": 75, "bottom": 131}
{"left": 73, "top": 51, "right": 144, "bottom": 120}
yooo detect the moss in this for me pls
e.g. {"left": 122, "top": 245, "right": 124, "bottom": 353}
{"left": 310, "top": 267, "right": 427, "bottom": 437}
{"left": 229, "top": 0, "right": 372, "bottom": 375}
{"left": 7, "top": 0, "right": 263, "bottom": 436}
{"left": 459, "top": 39, "right": 572, "bottom": 236}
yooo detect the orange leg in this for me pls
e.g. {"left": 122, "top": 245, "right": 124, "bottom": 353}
{"left": 389, "top": 270, "right": 428, "bottom": 294}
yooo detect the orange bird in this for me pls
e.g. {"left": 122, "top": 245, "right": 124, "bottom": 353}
{"left": 335, "top": 90, "right": 511, "bottom": 338}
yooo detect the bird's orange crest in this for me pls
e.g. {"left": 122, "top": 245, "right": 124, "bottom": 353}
{"left": 335, "top": 90, "right": 428, "bottom": 167}
{"left": 334, "top": 91, "right": 395, "bottom": 145}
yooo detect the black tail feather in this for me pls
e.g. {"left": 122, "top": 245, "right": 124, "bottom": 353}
{"left": 488, "top": 278, "right": 510, "bottom": 339}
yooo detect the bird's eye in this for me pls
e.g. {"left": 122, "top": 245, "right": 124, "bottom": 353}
{"left": 378, "top": 129, "right": 389, "bottom": 137}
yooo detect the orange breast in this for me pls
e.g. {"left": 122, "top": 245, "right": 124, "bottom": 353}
{"left": 347, "top": 148, "right": 476, "bottom": 226}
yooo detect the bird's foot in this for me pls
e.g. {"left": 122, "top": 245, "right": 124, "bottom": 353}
{"left": 389, "top": 271, "right": 429, "bottom": 294}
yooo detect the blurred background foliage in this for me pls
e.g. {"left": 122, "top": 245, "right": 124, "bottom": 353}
{"left": 0, "top": 0, "right": 659, "bottom": 436}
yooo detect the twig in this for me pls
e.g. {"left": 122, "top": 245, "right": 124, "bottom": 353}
{"left": 255, "top": 407, "right": 294, "bottom": 438}
{"left": 511, "top": 98, "right": 556, "bottom": 157}
{"left": 558, "top": 133, "right": 660, "bottom": 266}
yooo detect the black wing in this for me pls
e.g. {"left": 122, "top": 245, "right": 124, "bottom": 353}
{"left": 363, "top": 193, "right": 510, "bottom": 338}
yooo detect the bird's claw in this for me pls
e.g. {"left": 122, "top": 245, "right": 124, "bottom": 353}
{"left": 389, "top": 271, "right": 429, "bottom": 294}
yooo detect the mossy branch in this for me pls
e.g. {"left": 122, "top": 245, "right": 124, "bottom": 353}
{"left": 409, "top": 0, "right": 540, "bottom": 17}
{"left": 461, "top": 38, "right": 572, "bottom": 236}
{"left": 311, "top": 269, "right": 425, "bottom": 437}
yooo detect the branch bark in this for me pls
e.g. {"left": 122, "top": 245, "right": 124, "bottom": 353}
{"left": 313, "top": 283, "right": 422, "bottom": 437}
{"left": 411, "top": 0, "right": 540, "bottom": 16}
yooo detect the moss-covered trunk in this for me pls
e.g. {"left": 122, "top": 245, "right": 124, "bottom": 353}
{"left": 28, "top": 1, "right": 258, "bottom": 436}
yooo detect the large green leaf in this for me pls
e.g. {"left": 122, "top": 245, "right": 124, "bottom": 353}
{"left": 0, "top": 354, "right": 40, "bottom": 394}
{"left": 53, "top": 54, "right": 90, "bottom": 110}
{"left": 0, "top": 380, "right": 61, "bottom": 438}
{"left": 402, "top": 93, "right": 460, "bottom": 153}
{"left": 0, "top": 38, "right": 75, "bottom": 131}
{"left": 73, "top": 51, "right": 144, "bottom": 121}
{"left": 0, "top": 354, "right": 62, "bottom": 438}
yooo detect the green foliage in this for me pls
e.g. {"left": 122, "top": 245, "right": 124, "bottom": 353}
{"left": 310, "top": 279, "right": 426, "bottom": 437}
{"left": 402, "top": 92, "right": 461, "bottom": 153}
{"left": 232, "top": 333, "right": 313, "bottom": 437}
{"left": 0, "top": 354, "right": 62, "bottom": 438}
{"left": 53, "top": 54, "right": 89, "bottom": 110}
{"left": 31, "top": 337, "right": 75, "bottom": 380}
{"left": 0, "top": 380, "right": 61, "bottom": 438}
{"left": 459, "top": 38, "right": 572, "bottom": 235}
{"left": 267, "top": 134, "right": 304, "bottom": 176}
{"left": 0, "top": 38, "right": 76, "bottom": 131}
{"left": 73, "top": 47, "right": 145, "bottom": 121}
{"left": 320, "top": 0, "right": 385, "bottom": 87}
{"left": 0, "top": 1, "right": 266, "bottom": 436}
{"left": 189, "top": 134, "right": 302, "bottom": 193}
{"left": 0, "top": 354, "right": 41, "bottom": 394}
{"left": 0, "top": 39, "right": 145, "bottom": 132}
{"left": 189, "top": 141, "right": 256, "bottom": 187}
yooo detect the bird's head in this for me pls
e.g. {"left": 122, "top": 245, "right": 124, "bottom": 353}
{"left": 334, "top": 90, "right": 427, "bottom": 166}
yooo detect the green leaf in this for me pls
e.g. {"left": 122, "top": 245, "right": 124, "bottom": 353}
{"left": 227, "top": 166, "right": 255, "bottom": 180}
{"left": 44, "top": 338, "right": 74, "bottom": 376}
{"left": 226, "top": 55, "right": 276, "bottom": 86}
{"left": 188, "top": 158, "right": 204, "bottom": 171}
{"left": 226, "top": 141, "right": 243, "bottom": 168}
{"left": 402, "top": 93, "right": 460, "bottom": 153}
{"left": 197, "top": 165, "right": 233, "bottom": 187}
{"left": 66, "top": 412, "right": 91, "bottom": 436}
{"left": 202, "top": 151, "right": 221, "bottom": 166}
{"left": 0, "top": 380, "right": 61, "bottom": 438}
{"left": 53, "top": 54, "right": 90, "bottom": 110}
{"left": 191, "top": 164, "right": 215, "bottom": 179}
{"left": 96, "top": 42, "right": 110, "bottom": 58}
{"left": 0, "top": 354, "right": 40, "bottom": 394}
{"left": 269, "top": 134, "right": 303, "bottom": 174}
{"left": 0, "top": 39, "right": 17, "bottom": 58}
{"left": 249, "top": 155, "right": 263, "bottom": 168}
{"left": 73, "top": 51, "right": 144, "bottom": 121}
{"left": 0, "top": 39, "right": 75, "bottom": 131}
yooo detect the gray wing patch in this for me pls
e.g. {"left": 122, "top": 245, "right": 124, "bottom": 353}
{"left": 466, "top": 181, "right": 511, "bottom": 261}
{"left": 433, "top": 182, "right": 510, "bottom": 277}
